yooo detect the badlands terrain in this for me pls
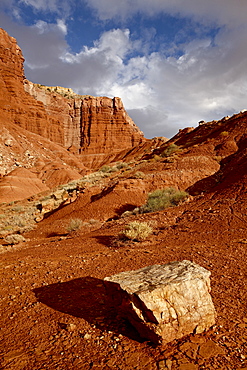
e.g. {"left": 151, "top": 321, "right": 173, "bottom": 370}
{"left": 0, "top": 27, "right": 247, "bottom": 369}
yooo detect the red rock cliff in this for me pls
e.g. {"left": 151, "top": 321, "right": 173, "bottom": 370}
{"left": 0, "top": 28, "right": 146, "bottom": 169}
{"left": 24, "top": 82, "right": 145, "bottom": 164}
{"left": 0, "top": 28, "right": 64, "bottom": 144}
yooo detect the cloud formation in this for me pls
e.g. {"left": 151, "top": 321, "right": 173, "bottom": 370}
{"left": 86, "top": 0, "right": 247, "bottom": 26}
{"left": 1, "top": 1, "right": 247, "bottom": 138}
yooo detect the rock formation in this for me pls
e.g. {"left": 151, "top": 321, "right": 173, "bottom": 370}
{"left": 0, "top": 27, "right": 148, "bottom": 201}
{"left": 24, "top": 82, "right": 145, "bottom": 168}
{"left": 104, "top": 260, "right": 216, "bottom": 344}
{"left": 0, "top": 27, "right": 146, "bottom": 170}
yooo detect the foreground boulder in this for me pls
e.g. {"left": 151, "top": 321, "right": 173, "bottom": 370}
{"left": 104, "top": 260, "right": 216, "bottom": 344}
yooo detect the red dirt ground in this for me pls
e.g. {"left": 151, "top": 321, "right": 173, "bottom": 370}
{"left": 1, "top": 173, "right": 247, "bottom": 369}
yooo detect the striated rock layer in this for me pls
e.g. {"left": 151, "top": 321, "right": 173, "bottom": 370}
{"left": 0, "top": 27, "right": 146, "bottom": 170}
{"left": 24, "top": 82, "right": 143, "bottom": 154}
{"left": 104, "top": 260, "right": 216, "bottom": 344}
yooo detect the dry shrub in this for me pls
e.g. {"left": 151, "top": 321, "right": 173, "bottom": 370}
{"left": 161, "top": 143, "right": 179, "bottom": 157}
{"left": 66, "top": 218, "right": 82, "bottom": 233}
{"left": 132, "top": 171, "right": 145, "bottom": 179}
{"left": 220, "top": 131, "right": 229, "bottom": 137}
{"left": 99, "top": 165, "right": 111, "bottom": 173}
{"left": 116, "top": 162, "right": 129, "bottom": 170}
{"left": 150, "top": 154, "right": 162, "bottom": 162}
{"left": 4, "top": 234, "right": 26, "bottom": 245}
{"left": 120, "top": 221, "right": 153, "bottom": 242}
{"left": 140, "top": 187, "right": 188, "bottom": 213}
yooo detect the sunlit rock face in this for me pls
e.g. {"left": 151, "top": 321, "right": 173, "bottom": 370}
{"left": 0, "top": 27, "right": 146, "bottom": 170}
{"left": 104, "top": 260, "right": 216, "bottom": 344}
{"left": 23, "top": 81, "right": 146, "bottom": 168}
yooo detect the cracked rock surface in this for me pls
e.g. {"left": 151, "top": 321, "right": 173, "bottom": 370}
{"left": 104, "top": 260, "right": 216, "bottom": 344}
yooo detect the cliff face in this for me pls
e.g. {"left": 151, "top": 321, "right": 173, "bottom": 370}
{"left": 0, "top": 27, "right": 145, "bottom": 170}
{"left": 0, "top": 28, "right": 64, "bottom": 145}
{"left": 24, "top": 81, "right": 144, "bottom": 164}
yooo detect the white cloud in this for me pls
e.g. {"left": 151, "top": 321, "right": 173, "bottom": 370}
{"left": 1, "top": 1, "right": 247, "bottom": 138}
{"left": 20, "top": 0, "right": 60, "bottom": 12}
{"left": 56, "top": 19, "right": 67, "bottom": 35}
{"left": 85, "top": 0, "right": 247, "bottom": 26}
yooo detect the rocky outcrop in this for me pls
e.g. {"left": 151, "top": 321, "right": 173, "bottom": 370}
{"left": 0, "top": 28, "right": 65, "bottom": 144}
{"left": 104, "top": 260, "right": 216, "bottom": 344}
{"left": 24, "top": 81, "right": 145, "bottom": 168}
{"left": 0, "top": 27, "right": 146, "bottom": 170}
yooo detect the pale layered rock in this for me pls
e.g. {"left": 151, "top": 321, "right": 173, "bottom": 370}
{"left": 104, "top": 260, "right": 216, "bottom": 344}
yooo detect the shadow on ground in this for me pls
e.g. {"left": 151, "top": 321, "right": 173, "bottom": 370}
{"left": 33, "top": 276, "right": 143, "bottom": 342}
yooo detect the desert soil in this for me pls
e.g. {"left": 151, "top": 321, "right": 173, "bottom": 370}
{"left": 0, "top": 194, "right": 247, "bottom": 370}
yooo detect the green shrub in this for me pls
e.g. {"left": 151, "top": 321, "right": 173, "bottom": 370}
{"left": 120, "top": 221, "right": 153, "bottom": 241}
{"left": 99, "top": 165, "right": 111, "bottom": 173}
{"left": 66, "top": 218, "right": 82, "bottom": 233}
{"left": 99, "top": 165, "right": 118, "bottom": 173}
{"left": 161, "top": 143, "right": 179, "bottom": 157}
{"left": 116, "top": 162, "right": 129, "bottom": 170}
{"left": 131, "top": 171, "right": 145, "bottom": 179}
{"left": 140, "top": 187, "right": 188, "bottom": 213}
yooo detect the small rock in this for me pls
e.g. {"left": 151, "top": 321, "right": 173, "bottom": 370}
{"left": 84, "top": 333, "right": 91, "bottom": 340}
{"left": 179, "top": 342, "right": 199, "bottom": 359}
{"left": 198, "top": 340, "right": 225, "bottom": 359}
{"left": 165, "top": 359, "right": 173, "bottom": 370}
{"left": 66, "top": 323, "right": 76, "bottom": 331}
{"left": 157, "top": 360, "right": 166, "bottom": 369}
{"left": 158, "top": 359, "right": 173, "bottom": 370}
{"left": 178, "top": 363, "right": 198, "bottom": 370}
{"left": 190, "top": 336, "right": 207, "bottom": 344}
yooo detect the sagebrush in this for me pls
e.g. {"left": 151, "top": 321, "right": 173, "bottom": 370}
{"left": 4, "top": 234, "right": 26, "bottom": 245}
{"left": 161, "top": 143, "right": 179, "bottom": 158}
{"left": 140, "top": 187, "right": 188, "bottom": 213}
{"left": 66, "top": 218, "right": 82, "bottom": 233}
{"left": 120, "top": 221, "right": 153, "bottom": 241}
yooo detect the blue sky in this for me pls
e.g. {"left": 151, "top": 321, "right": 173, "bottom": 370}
{"left": 1, "top": 0, "right": 247, "bottom": 138}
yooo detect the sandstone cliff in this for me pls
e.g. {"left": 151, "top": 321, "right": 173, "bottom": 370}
{"left": 24, "top": 81, "right": 145, "bottom": 167}
{"left": 0, "top": 27, "right": 146, "bottom": 170}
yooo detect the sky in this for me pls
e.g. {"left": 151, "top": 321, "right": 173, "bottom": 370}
{"left": 1, "top": 1, "right": 247, "bottom": 139}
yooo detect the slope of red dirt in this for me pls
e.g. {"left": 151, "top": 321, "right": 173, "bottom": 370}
{"left": 2, "top": 124, "right": 247, "bottom": 368}
{"left": 1, "top": 180, "right": 247, "bottom": 369}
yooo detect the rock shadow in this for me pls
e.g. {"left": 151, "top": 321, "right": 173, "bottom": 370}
{"left": 114, "top": 204, "right": 138, "bottom": 215}
{"left": 33, "top": 276, "right": 143, "bottom": 342}
{"left": 94, "top": 235, "right": 114, "bottom": 247}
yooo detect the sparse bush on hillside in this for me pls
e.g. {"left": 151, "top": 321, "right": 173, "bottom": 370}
{"left": 4, "top": 234, "right": 26, "bottom": 245}
{"left": 161, "top": 143, "right": 179, "bottom": 158}
{"left": 66, "top": 218, "right": 82, "bottom": 233}
{"left": 131, "top": 171, "right": 145, "bottom": 179}
{"left": 140, "top": 187, "right": 188, "bottom": 213}
{"left": 116, "top": 162, "right": 129, "bottom": 170}
{"left": 120, "top": 221, "right": 153, "bottom": 242}
{"left": 99, "top": 165, "right": 119, "bottom": 173}
{"left": 11, "top": 205, "right": 24, "bottom": 212}
{"left": 220, "top": 131, "right": 229, "bottom": 137}
{"left": 99, "top": 165, "right": 111, "bottom": 173}
{"left": 151, "top": 154, "right": 162, "bottom": 162}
